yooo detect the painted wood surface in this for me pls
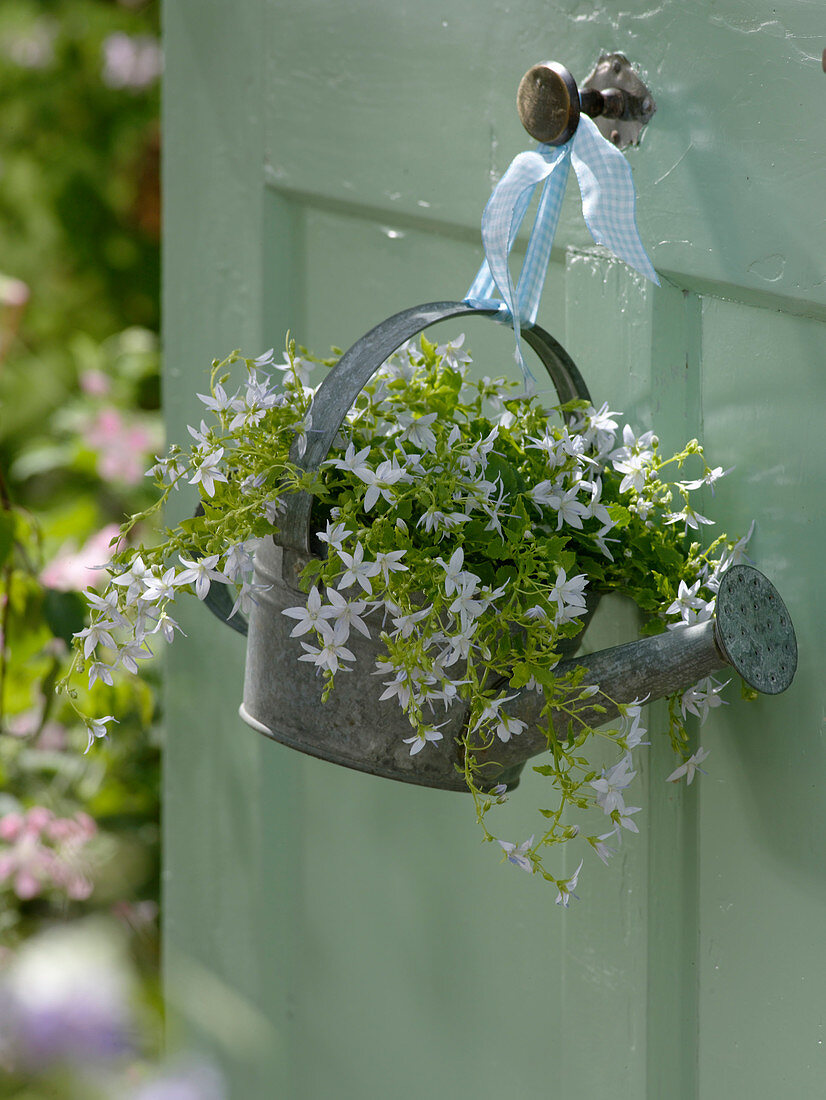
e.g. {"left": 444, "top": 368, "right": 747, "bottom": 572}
{"left": 163, "top": 1, "right": 826, "bottom": 1094}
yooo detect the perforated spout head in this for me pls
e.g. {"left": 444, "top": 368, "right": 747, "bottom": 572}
{"left": 714, "top": 565, "right": 797, "bottom": 695}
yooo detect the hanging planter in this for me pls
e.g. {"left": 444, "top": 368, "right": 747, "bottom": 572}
{"left": 212, "top": 301, "right": 797, "bottom": 794}
{"left": 60, "top": 300, "right": 797, "bottom": 895}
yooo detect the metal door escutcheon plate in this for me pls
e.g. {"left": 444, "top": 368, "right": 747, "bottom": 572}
{"left": 581, "top": 53, "right": 656, "bottom": 148}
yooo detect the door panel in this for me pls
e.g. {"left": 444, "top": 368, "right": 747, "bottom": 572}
{"left": 163, "top": 0, "right": 826, "bottom": 1094}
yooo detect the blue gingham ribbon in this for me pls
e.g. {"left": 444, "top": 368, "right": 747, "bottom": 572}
{"left": 466, "top": 113, "right": 659, "bottom": 389}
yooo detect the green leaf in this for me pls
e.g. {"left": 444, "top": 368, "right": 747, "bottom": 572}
{"left": 740, "top": 678, "right": 759, "bottom": 701}
{"left": 483, "top": 537, "right": 511, "bottom": 561}
{"left": 300, "top": 558, "right": 325, "bottom": 588}
{"left": 533, "top": 764, "right": 556, "bottom": 776}
{"left": 42, "top": 589, "right": 88, "bottom": 646}
{"left": 495, "top": 564, "right": 517, "bottom": 587}
{"left": 535, "top": 534, "right": 568, "bottom": 564}
{"left": 509, "top": 663, "right": 534, "bottom": 690}
{"left": 607, "top": 503, "right": 632, "bottom": 529}
{"left": 419, "top": 334, "right": 437, "bottom": 362}
{"left": 529, "top": 664, "right": 561, "bottom": 691}
{"left": 9, "top": 443, "right": 76, "bottom": 481}
{"left": 650, "top": 571, "right": 673, "bottom": 599}
{"left": 485, "top": 453, "right": 526, "bottom": 497}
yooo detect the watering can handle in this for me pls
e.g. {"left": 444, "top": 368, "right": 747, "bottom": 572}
{"left": 277, "top": 300, "right": 591, "bottom": 556}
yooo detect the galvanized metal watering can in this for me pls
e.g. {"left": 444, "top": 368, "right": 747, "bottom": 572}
{"left": 206, "top": 302, "right": 798, "bottom": 792}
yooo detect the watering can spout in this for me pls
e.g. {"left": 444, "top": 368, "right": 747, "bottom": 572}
{"left": 473, "top": 564, "right": 797, "bottom": 783}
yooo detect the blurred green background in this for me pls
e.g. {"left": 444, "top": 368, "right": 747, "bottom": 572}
{"left": 0, "top": 1, "right": 187, "bottom": 1094}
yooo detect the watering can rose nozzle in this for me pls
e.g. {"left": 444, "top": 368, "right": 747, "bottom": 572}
{"left": 712, "top": 564, "right": 796, "bottom": 696}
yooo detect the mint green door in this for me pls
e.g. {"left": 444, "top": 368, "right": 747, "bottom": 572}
{"left": 162, "top": 3, "right": 826, "bottom": 1096}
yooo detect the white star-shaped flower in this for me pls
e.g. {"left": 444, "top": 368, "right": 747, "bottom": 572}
{"left": 498, "top": 835, "right": 535, "bottom": 873}
{"left": 548, "top": 567, "right": 588, "bottom": 623}
{"left": 142, "top": 567, "right": 180, "bottom": 604}
{"left": 358, "top": 457, "right": 408, "bottom": 512}
{"left": 680, "top": 678, "right": 728, "bottom": 722}
{"left": 374, "top": 549, "right": 408, "bottom": 582}
{"left": 297, "top": 620, "right": 356, "bottom": 674}
{"left": 590, "top": 756, "right": 636, "bottom": 815}
{"left": 555, "top": 859, "right": 583, "bottom": 907}
{"left": 613, "top": 453, "right": 649, "bottom": 495}
{"left": 109, "top": 556, "right": 151, "bottom": 604}
{"left": 85, "top": 715, "right": 118, "bottom": 753}
{"left": 337, "top": 543, "right": 381, "bottom": 594}
{"left": 196, "top": 382, "right": 235, "bottom": 415}
{"left": 678, "top": 465, "right": 733, "bottom": 495}
{"left": 328, "top": 442, "right": 372, "bottom": 480}
{"left": 398, "top": 412, "right": 438, "bottom": 453}
{"left": 74, "top": 620, "right": 117, "bottom": 659}
{"left": 189, "top": 447, "right": 228, "bottom": 497}
{"left": 176, "top": 554, "right": 230, "bottom": 600}
{"left": 666, "top": 579, "right": 705, "bottom": 619}
{"left": 402, "top": 722, "right": 447, "bottom": 756}
{"left": 666, "top": 746, "right": 710, "bottom": 785}
{"left": 322, "top": 587, "right": 372, "bottom": 640}
{"left": 281, "top": 587, "right": 331, "bottom": 637}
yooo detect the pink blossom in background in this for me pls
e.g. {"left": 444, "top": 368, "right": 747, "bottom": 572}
{"left": 0, "top": 918, "right": 225, "bottom": 1089}
{"left": 6, "top": 711, "right": 67, "bottom": 751}
{"left": 101, "top": 32, "right": 163, "bottom": 91}
{"left": 86, "top": 407, "right": 123, "bottom": 446}
{"left": 0, "top": 807, "right": 98, "bottom": 901}
{"left": 6, "top": 709, "right": 39, "bottom": 738}
{"left": 0, "top": 276, "right": 30, "bottom": 307}
{"left": 79, "top": 368, "right": 111, "bottom": 397}
{"left": 111, "top": 898, "right": 159, "bottom": 934}
{"left": 84, "top": 407, "right": 159, "bottom": 485}
{"left": 40, "top": 524, "right": 120, "bottom": 592}
{"left": 35, "top": 721, "right": 68, "bottom": 752}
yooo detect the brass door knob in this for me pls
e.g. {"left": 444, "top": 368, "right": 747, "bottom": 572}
{"left": 516, "top": 61, "right": 582, "bottom": 146}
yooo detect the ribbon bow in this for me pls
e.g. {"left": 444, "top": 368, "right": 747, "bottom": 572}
{"left": 465, "top": 114, "right": 659, "bottom": 390}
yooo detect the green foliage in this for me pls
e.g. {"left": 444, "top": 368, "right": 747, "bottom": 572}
{"left": 0, "top": 0, "right": 160, "bottom": 333}
{"left": 0, "top": 0, "right": 162, "bottom": 980}
{"left": 0, "top": 0, "right": 160, "bottom": 473}
{"left": 0, "top": 4, "right": 166, "bottom": 1089}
